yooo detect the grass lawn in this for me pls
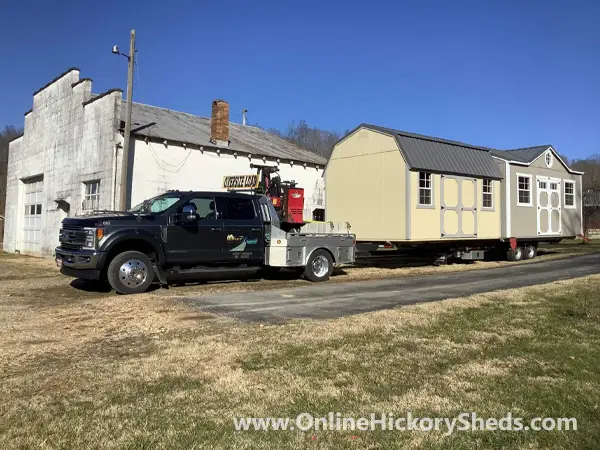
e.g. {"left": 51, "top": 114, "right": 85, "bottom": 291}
{"left": 1, "top": 255, "right": 600, "bottom": 449}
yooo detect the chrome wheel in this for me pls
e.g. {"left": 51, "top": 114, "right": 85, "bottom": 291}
{"left": 312, "top": 255, "right": 329, "bottom": 278}
{"left": 119, "top": 259, "right": 148, "bottom": 287}
{"left": 526, "top": 247, "right": 535, "bottom": 259}
{"left": 514, "top": 247, "right": 523, "bottom": 260}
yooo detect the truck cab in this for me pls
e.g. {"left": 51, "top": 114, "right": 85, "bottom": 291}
{"left": 55, "top": 191, "right": 355, "bottom": 294}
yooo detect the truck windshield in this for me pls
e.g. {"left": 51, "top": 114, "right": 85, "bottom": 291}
{"left": 130, "top": 195, "right": 182, "bottom": 214}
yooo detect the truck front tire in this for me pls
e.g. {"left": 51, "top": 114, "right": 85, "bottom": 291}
{"left": 107, "top": 251, "right": 155, "bottom": 294}
{"left": 303, "top": 249, "right": 334, "bottom": 282}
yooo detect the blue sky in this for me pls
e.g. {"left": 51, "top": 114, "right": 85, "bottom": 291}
{"left": 2, "top": 0, "right": 599, "bottom": 159}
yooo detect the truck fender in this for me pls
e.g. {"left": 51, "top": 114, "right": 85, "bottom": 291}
{"left": 99, "top": 229, "right": 167, "bottom": 266}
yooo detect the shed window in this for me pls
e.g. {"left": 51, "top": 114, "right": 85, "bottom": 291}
{"left": 517, "top": 175, "right": 531, "bottom": 206}
{"left": 482, "top": 179, "right": 493, "bottom": 208}
{"left": 83, "top": 180, "right": 100, "bottom": 213}
{"left": 545, "top": 152, "right": 553, "bottom": 168}
{"left": 564, "top": 181, "right": 575, "bottom": 208}
{"left": 418, "top": 172, "right": 432, "bottom": 206}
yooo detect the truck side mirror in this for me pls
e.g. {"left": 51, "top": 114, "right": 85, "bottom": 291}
{"left": 181, "top": 204, "right": 198, "bottom": 222}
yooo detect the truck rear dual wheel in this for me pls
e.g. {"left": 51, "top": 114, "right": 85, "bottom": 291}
{"left": 506, "top": 246, "right": 523, "bottom": 262}
{"left": 506, "top": 244, "right": 537, "bottom": 262}
{"left": 303, "top": 249, "right": 334, "bottom": 282}
{"left": 523, "top": 244, "right": 537, "bottom": 260}
{"left": 107, "top": 251, "right": 155, "bottom": 294}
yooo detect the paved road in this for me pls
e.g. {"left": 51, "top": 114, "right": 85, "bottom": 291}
{"left": 182, "top": 253, "right": 600, "bottom": 323}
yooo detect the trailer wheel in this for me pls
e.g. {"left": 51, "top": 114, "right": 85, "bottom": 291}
{"left": 303, "top": 249, "right": 334, "bottom": 282}
{"left": 107, "top": 251, "right": 155, "bottom": 294}
{"left": 523, "top": 244, "right": 537, "bottom": 260}
{"left": 506, "top": 246, "right": 523, "bottom": 262}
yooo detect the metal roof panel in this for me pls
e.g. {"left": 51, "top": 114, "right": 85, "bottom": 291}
{"left": 123, "top": 102, "right": 328, "bottom": 165}
{"left": 362, "top": 124, "right": 503, "bottom": 179}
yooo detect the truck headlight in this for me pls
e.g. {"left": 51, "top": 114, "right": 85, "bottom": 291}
{"left": 84, "top": 228, "right": 96, "bottom": 249}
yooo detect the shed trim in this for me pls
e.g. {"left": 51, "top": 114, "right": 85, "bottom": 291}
{"left": 563, "top": 179, "right": 576, "bottom": 210}
{"left": 516, "top": 173, "right": 534, "bottom": 208}
{"left": 405, "top": 164, "right": 411, "bottom": 240}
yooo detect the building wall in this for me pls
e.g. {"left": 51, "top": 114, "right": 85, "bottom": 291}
{"left": 2, "top": 70, "right": 122, "bottom": 256}
{"left": 325, "top": 128, "right": 406, "bottom": 241}
{"left": 3, "top": 137, "right": 22, "bottom": 253}
{"left": 129, "top": 138, "right": 324, "bottom": 220}
{"left": 508, "top": 152, "right": 582, "bottom": 238}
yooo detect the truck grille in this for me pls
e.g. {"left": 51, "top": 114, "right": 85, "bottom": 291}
{"left": 59, "top": 225, "right": 87, "bottom": 250}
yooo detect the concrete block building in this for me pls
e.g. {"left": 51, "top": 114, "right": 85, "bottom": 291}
{"left": 3, "top": 68, "right": 326, "bottom": 257}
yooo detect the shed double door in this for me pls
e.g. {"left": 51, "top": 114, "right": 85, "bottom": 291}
{"left": 440, "top": 175, "right": 477, "bottom": 238}
{"left": 537, "top": 177, "right": 561, "bottom": 235}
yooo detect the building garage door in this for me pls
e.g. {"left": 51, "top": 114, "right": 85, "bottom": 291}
{"left": 440, "top": 175, "right": 477, "bottom": 238}
{"left": 23, "top": 176, "right": 44, "bottom": 253}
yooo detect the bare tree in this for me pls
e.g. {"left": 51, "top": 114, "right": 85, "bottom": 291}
{"left": 571, "top": 154, "right": 600, "bottom": 236}
{"left": 268, "top": 121, "right": 343, "bottom": 159}
{"left": 0, "top": 126, "right": 23, "bottom": 245}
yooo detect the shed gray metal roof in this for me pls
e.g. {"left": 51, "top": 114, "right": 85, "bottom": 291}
{"left": 121, "top": 102, "right": 328, "bottom": 165}
{"left": 361, "top": 124, "right": 503, "bottom": 179}
{"left": 490, "top": 145, "right": 551, "bottom": 163}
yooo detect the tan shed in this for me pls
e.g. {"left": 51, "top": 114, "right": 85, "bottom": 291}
{"left": 326, "top": 125, "right": 503, "bottom": 244}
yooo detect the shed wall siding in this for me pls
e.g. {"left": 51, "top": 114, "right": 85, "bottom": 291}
{"left": 477, "top": 179, "right": 501, "bottom": 239}
{"left": 410, "top": 171, "right": 440, "bottom": 240}
{"left": 130, "top": 139, "right": 324, "bottom": 220}
{"left": 325, "top": 129, "right": 406, "bottom": 241}
{"left": 410, "top": 172, "right": 500, "bottom": 241}
{"left": 509, "top": 161, "right": 582, "bottom": 238}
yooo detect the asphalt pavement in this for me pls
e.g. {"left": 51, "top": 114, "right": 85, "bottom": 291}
{"left": 181, "top": 252, "right": 600, "bottom": 323}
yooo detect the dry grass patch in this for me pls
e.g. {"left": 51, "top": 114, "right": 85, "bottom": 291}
{"left": 1, "top": 254, "right": 600, "bottom": 449}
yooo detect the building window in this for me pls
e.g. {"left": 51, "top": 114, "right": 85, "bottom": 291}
{"left": 545, "top": 151, "right": 553, "bottom": 168}
{"left": 418, "top": 172, "right": 432, "bottom": 206}
{"left": 83, "top": 181, "right": 100, "bottom": 213}
{"left": 564, "top": 181, "right": 575, "bottom": 208}
{"left": 482, "top": 179, "right": 493, "bottom": 209}
{"left": 550, "top": 182, "right": 558, "bottom": 191}
{"left": 517, "top": 175, "right": 532, "bottom": 206}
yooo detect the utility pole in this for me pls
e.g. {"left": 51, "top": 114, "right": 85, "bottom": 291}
{"left": 113, "top": 29, "right": 136, "bottom": 210}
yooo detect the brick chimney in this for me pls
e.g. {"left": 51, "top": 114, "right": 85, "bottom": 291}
{"left": 210, "top": 99, "right": 229, "bottom": 147}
